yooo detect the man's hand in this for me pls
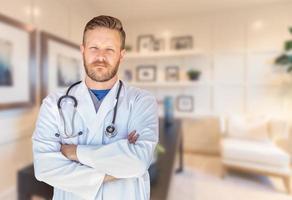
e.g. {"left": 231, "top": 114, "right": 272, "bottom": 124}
{"left": 61, "top": 144, "right": 78, "bottom": 161}
{"left": 104, "top": 175, "right": 116, "bottom": 183}
{"left": 128, "top": 130, "right": 139, "bottom": 144}
{"left": 61, "top": 131, "right": 139, "bottom": 161}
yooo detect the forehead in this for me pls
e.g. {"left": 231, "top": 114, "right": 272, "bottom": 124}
{"left": 84, "top": 27, "right": 121, "bottom": 46}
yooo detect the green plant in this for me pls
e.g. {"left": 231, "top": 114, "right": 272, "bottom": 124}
{"left": 155, "top": 143, "right": 165, "bottom": 155}
{"left": 275, "top": 27, "right": 292, "bottom": 72}
{"left": 152, "top": 143, "right": 165, "bottom": 163}
{"left": 187, "top": 69, "right": 201, "bottom": 80}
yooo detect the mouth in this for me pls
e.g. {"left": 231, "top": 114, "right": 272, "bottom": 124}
{"left": 93, "top": 64, "right": 106, "bottom": 68}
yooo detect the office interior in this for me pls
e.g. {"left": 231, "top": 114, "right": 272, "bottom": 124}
{"left": 0, "top": 0, "right": 292, "bottom": 199}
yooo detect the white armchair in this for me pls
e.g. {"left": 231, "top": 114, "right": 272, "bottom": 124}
{"left": 220, "top": 115, "right": 291, "bottom": 193}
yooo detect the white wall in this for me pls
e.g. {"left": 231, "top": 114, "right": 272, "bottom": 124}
{"left": 0, "top": 0, "right": 98, "bottom": 194}
{"left": 123, "top": 2, "right": 292, "bottom": 121}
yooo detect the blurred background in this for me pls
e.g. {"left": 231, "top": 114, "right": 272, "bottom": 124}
{"left": 0, "top": 0, "right": 292, "bottom": 199}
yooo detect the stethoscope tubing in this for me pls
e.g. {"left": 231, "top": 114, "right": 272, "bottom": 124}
{"left": 57, "top": 80, "right": 123, "bottom": 139}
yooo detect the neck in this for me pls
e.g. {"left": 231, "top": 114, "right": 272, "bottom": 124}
{"left": 85, "top": 75, "right": 118, "bottom": 90}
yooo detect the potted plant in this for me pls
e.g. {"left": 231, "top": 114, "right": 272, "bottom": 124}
{"left": 187, "top": 69, "right": 201, "bottom": 81}
{"left": 275, "top": 27, "right": 292, "bottom": 72}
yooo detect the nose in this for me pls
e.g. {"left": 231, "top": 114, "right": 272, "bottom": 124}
{"left": 95, "top": 49, "right": 106, "bottom": 62}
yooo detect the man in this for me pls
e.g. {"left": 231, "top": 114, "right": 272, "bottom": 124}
{"left": 32, "top": 15, "right": 159, "bottom": 200}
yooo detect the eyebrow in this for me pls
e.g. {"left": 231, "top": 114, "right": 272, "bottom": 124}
{"left": 88, "top": 44, "right": 116, "bottom": 49}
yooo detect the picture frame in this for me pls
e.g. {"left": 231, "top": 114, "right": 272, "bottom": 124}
{"left": 165, "top": 66, "right": 179, "bottom": 81}
{"left": 0, "top": 13, "right": 36, "bottom": 110}
{"left": 170, "top": 36, "right": 193, "bottom": 50}
{"left": 176, "top": 95, "right": 194, "bottom": 112}
{"left": 137, "top": 35, "right": 154, "bottom": 53}
{"left": 40, "top": 32, "right": 84, "bottom": 100}
{"left": 123, "top": 69, "right": 133, "bottom": 82}
{"left": 136, "top": 65, "right": 156, "bottom": 82}
{"left": 153, "top": 38, "right": 165, "bottom": 52}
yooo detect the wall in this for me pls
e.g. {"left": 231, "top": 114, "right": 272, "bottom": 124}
{"left": 0, "top": 0, "right": 98, "bottom": 195}
{"left": 121, "top": 2, "right": 292, "bottom": 154}
{"left": 123, "top": 2, "right": 292, "bottom": 121}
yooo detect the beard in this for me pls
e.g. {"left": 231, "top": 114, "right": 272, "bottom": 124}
{"left": 83, "top": 57, "right": 120, "bottom": 82}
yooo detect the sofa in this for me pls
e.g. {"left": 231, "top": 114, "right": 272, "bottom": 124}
{"left": 220, "top": 115, "right": 291, "bottom": 193}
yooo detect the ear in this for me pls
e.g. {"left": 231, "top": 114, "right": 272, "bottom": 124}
{"left": 80, "top": 44, "right": 85, "bottom": 54}
{"left": 120, "top": 49, "right": 126, "bottom": 61}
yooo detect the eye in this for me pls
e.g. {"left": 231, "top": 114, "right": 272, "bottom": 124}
{"left": 89, "top": 46, "right": 98, "bottom": 50}
{"left": 106, "top": 48, "right": 115, "bottom": 52}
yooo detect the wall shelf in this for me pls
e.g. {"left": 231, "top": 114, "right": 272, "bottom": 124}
{"left": 128, "top": 81, "right": 209, "bottom": 88}
{"left": 125, "top": 49, "right": 204, "bottom": 59}
{"left": 122, "top": 48, "right": 209, "bottom": 118}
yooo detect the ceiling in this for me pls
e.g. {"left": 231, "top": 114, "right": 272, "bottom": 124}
{"left": 87, "top": 0, "right": 290, "bottom": 22}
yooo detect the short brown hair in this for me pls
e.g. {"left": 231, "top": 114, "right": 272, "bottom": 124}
{"left": 83, "top": 15, "right": 126, "bottom": 49}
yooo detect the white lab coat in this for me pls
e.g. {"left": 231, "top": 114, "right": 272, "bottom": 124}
{"left": 32, "top": 80, "right": 159, "bottom": 200}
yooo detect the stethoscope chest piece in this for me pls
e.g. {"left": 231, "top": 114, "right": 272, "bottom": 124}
{"left": 105, "top": 124, "right": 117, "bottom": 138}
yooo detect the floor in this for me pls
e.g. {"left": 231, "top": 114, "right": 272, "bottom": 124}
{"left": 167, "top": 153, "right": 292, "bottom": 200}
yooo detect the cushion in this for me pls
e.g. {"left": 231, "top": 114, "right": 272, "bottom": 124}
{"left": 222, "top": 159, "right": 291, "bottom": 175}
{"left": 221, "top": 138, "right": 290, "bottom": 168}
{"left": 227, "top": 115, "right": 270, "bottom": 141}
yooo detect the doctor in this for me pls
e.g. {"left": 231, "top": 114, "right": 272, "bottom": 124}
{"left": 32, "top": 15, "right": 159, "bottom": 200}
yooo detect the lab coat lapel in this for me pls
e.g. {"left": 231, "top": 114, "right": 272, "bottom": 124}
{"left": 74, "top": 81, "right": 97, "bottom": 129}
{"left": 92, "top": 80, "right": 124, "bottom": 143}
{"left": 96, "top": 80, "right": 120, "bottom": 123}
{"left": 74, "top": 79, "right": 123, "bottom": 144}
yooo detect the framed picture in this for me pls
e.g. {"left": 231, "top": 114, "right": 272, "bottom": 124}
{"left": 165, "top": 66, "right": 179, "bottom": 81}
{"left": 40, "top": 32, "right": 84, "bottom": 100}
{"left": 123, "top": 69, "right": 133, "bottom": 82}
{"left": 137, "top": 35, "right": 154, "bottom": 53}
{"left": 153, "top": 38, "right": 165, "bottom": 51}
{"left": 171, "top": 36, "right": 193, "bottom": 50}
{"left": 176, "top": 95, "right": 194, "bottom": 112}
{"left": 0, "top": 13, "right": 36, "bottom": 110}
{"left": 136, "top": 65, "right": 156, "bottom": 82}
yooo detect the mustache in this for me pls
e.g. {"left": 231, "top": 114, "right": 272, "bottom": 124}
{"left": 90, "top": 61, "right": 109, "bottom": 67}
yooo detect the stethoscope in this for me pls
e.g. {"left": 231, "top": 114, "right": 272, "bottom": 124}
{"left": 56, "top": 80, "right": 123, "bottom": 139}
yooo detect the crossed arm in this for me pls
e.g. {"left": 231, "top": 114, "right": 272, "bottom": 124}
{"left": 60, "top": 130, "right": 140, "bottom": 182}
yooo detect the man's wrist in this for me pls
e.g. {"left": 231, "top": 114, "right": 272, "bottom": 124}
{"left": 104, "top": 175, "right": 117, "bottom": 183}
{"left": 61, "top": 144, "right": 79, "bottom": 162}
{"left": 70, "top": 145, "right": 78, "bottom": 161}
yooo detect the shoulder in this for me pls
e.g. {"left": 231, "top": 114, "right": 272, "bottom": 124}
{"left": 41, "top": 90, "right": 65, "bottom": 108}
{"left": 123, "top": 83, "right": 157, "bottom": 110}
{"left": 123, "top": 82, "right": 156, "bottom": 103}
